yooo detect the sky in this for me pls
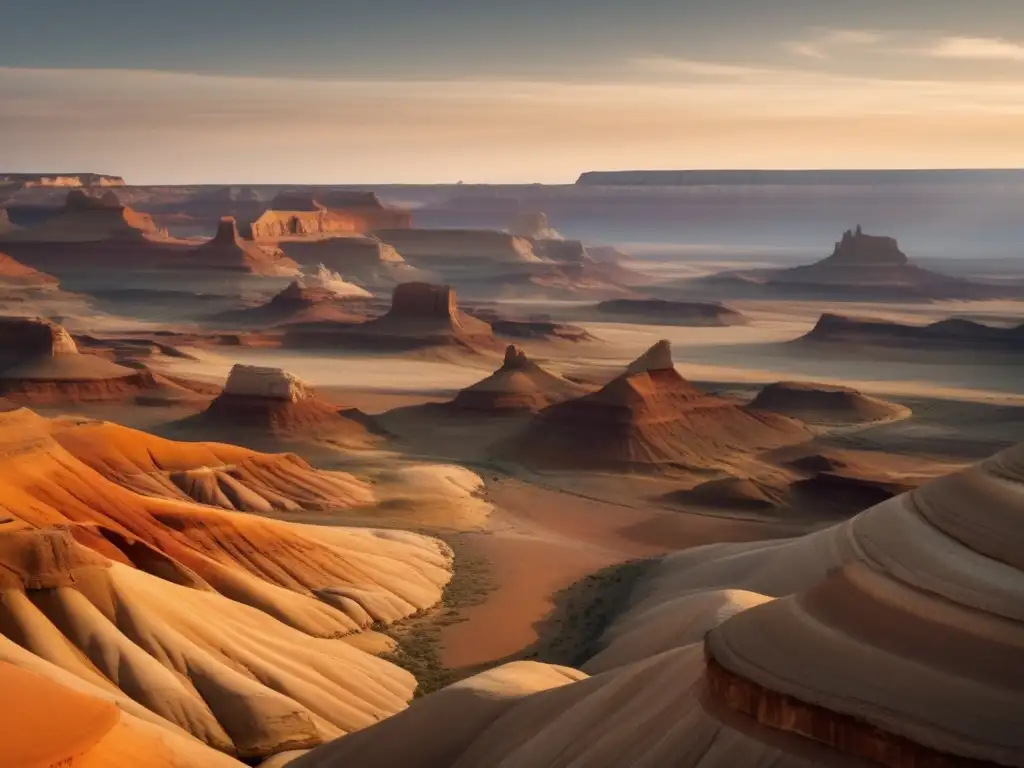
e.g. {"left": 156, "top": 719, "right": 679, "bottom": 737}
{"left": 2, "top": 0, "right": 1024, "bottom": 183}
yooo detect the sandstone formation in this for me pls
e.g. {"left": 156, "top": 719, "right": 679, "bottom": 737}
{"left": 240, "top": 192, "right": 410, "bottom": 241}
{"left": 0, "top": 249, "right": 59, "bottom": 288}
{"left": 173, "top": 217, "right": 300, "bottom": 276}
{"left": 500, "top": 341, "right": 810, "bottom": 472}
{"left": 0, "top": 316, "right": 168, "bottom": 403}
{"left": 0, "top": 406, "right": 452, "bottom": 759}
{"left": 800, "top": 312, "right": 1024, "bottom": 354}
{"left": 531, "top": 238, "right": 590, "bottom": 264}
{"left": 0, "top": 661, "right": 243, "bottom": 767}
{"left": 293, "top": 443, "right": 1024, "bottom": 768}
{"left": 5, "top": 190, "right": 168, "bottom": 242}
{"left": 450, "top": 346, "right": 589, "bottom": 413}
{"left": 197, "top": 364, "right": 377, "bottom": 445}
{"left": 751, "top": 381, "right": 909, "bottom": 424}
{"left": 510, "top": 211, "right": 561, "bottom": 240}
{"left": 285, "top": 282, "right": 496, "bottom": 352}
{"left": 769, "top": 226, "right": 968, "bottom": 292}
{"left": 0, "top": 172, "right": 125, "bottom": 188}
{"left": 596, "top": 299, "right": 748, "bottom": 326}
{"left": 374, "top": 229, "right": 542, "bottom": 264}
{"left": 211, "top": 277, "right": 370, "bottom": 328}
{"left": 278, "top": 235, "right": 426, "bottom": 288}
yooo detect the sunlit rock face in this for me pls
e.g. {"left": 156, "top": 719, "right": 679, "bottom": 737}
{"left": 510, "top": 211, "right": 561, "bottom": 240}
{"left": 223, "top": 364, "right": 311, "bottom": 403}
{"left": 625, "top": 339, "right": 674, "bottom": 375}
{"left": 0, "top": 316, "right": 78, "bottom": 357}
{"left": 388, "top": 282, "right": 457, "bottom": 320}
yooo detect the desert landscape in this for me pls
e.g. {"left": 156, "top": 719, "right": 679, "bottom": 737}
{"left": 2, "top": 4, "right": 1023, "bottom": 764}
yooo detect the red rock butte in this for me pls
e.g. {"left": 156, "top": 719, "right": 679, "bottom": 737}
{"left": 174, "top": 216, "right": 299, "bottom": 276}
{"left": 240, "top": 191, "right": 411, "bottom": 242}
{"left": 11, "top": 190, "right": 169, "bottom": 242}
{"left": 199, "top": 363, "right": 376, "bottom": 443}
{"left": 450, "top": 345, "right": 589, "bottom": 412}
{"left": 501, "top": 340, "right": 810, "bottom": 471}
{"left": 285, "top": 282, "right": 496, "bottom": 352}
{"left": 0, "top": 316, "right": 165, "bottom": 403}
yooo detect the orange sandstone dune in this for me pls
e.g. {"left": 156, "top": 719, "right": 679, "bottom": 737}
{"left": 0, "top": 406, "right": 453, "bottom": 760}
{"left": 0, "top": 662, "right": 243, "bottom": 767}
{"left": 291, "top": 443, "right": 1024, "bottom": 768}
{"left": 500, "top": 340, "right": 811, "bottom": 472}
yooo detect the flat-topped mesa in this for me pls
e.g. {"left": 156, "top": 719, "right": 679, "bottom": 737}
{"left": 626, "top": 339, "right": 675, "bottom": 375}
{"left": 389, "top": 281, "right": 457, "bottom": 320}
{"left": 0, "top": 316, "right": 78, "bottom": 357}
{"left": 205, "top": 363, "right": 377, "bottom": 442}
{"left": 823, "top": 225, "right": 909, "bottom": 267}
{"left": 223, "top": 364, "right": 311, "bottom": 403}
{"left": 241, "top": 190, "right": 411, "bottom": 241}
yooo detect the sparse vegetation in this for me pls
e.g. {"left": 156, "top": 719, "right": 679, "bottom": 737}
{"left": 381, "top": 537, "right": 495, "bottom": 696}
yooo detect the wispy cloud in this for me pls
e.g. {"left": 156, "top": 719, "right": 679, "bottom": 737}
{"left": 923, "top": 36, "right": 1024, "bottom": 62}
{"left": 783, "top": 28, "right": 886, "bottom": 60}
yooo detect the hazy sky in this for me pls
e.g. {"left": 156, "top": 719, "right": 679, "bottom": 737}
{"left": 2, "top": 0, "right": 1024, "bottom": 183}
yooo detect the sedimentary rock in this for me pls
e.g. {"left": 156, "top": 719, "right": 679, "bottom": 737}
{"left": 176, "top": 216, "right": 299, "bottom": 276}
{"left": 224, "top": 364, "right": 310, "bottom": 403}
{"left": 502, "top": 340, "right": 809, "bottom": 471}
{"left": 374, "top": 229, "right": 542, "bottom": 264}
{"left": 596, "top": 299, "right": 748, "bottom": 327}
{"left": 751, "top": 381, "right": 909, "bottom": 424}
{"left": 510, "top": 211, "right": 561, "bottom": 240}
{"left": 450, "top": 345, "right": 589, "bottom": 412}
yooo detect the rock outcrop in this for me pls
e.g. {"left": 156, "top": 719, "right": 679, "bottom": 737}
{"left": 223, "top": 364, "right": 310, "bottom": 402}
{"left": 510, "top": 211, "right": 561, "bottom": 240}
{"left": 0, "top": 250, "right": 59, "bottom": 288}
{"left": 500, "top": 340, "right": 810, "bottom": 472}
{"left": 277, "top": 235, "right": 425, "bottom": 288}
{"left": 173, "top": 216, "right": 300, "bottom": 276}
{"left": 285, "top": 282, "right": 496, "bottom": 352}
{"left": 450, "top": 345, "right": 589, "bottom": 412}
{"left": 293, "top": 442, "right": 1024, "bottom": 768}
{"left": 211, "top": 276, "right": 370, "bottom": 328}
{"left": 767, "top": 226, "right": 968, "bottom": 292}
{"left": 198, "top": 364, "right": 377, "bottom": 444}
{"left": 0, "top": 407, "right": 452, "bottom": 760}
{"left": 751, "top": 381, "right": 909, "bottom": 424}
{"left": 800, "top": 312, "right": 1024, "bottom": 354}
{"left": 5, "top": 190, "right": 168, "bottom": 242}
{"left": 0, "top": 316, "right": 164, "bottom": 403}
{"left": 240, "top": 191, "right": 411, "bottom": 241}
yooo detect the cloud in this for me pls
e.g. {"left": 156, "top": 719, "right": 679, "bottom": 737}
{"left": 783, "top": 28, "right": 886, "bottom": 60}
{"left": 924, "top": 36, "right": 1024, "bottom": 62}
{"left": 3, "top": 63, "right": 1024, "bottom": 183}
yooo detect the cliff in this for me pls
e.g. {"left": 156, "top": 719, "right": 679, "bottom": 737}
{"left": 4, "top": 190, "right": 167, "bottom": 242}
{"left": 175, "top": 216, "right": 299, "bottom": 276}
{"left": 223, "top": 364, "right": 310, "bottom": 403}
{"left": 374, "top": 229, "right": 542, "bottom": 264}
{"left": 241, "top": 191, "right": 411, "bottom": 241}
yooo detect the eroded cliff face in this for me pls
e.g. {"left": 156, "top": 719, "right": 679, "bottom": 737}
{"left": 703, "top": 654, "right": 989, "bottom": 768}
{"left": 223, "top": 365, "right": 311, "bottom": 403}
{"left": 389, "top": 282, "right": 457, "bottom": 320}
{"left": 241, "top": 193, "right": 411, "bottom": 241}
{"left": 0, "top": 316, "right": 78, "bottom": 357}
